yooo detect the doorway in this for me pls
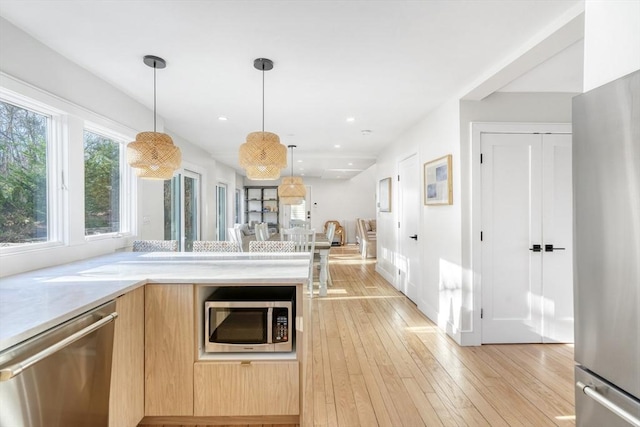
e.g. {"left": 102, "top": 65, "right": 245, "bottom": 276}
{"left": 398, "top": 154, "right": 421, "bottom": 303}
{"left": 216, "top": 183, "right": 227, "bottom": 241}
{"left": 478, "top": 126, "right": 573, "bottom": 344}
{"left": 164, "top": 169, "right": 201, "bottom": 251}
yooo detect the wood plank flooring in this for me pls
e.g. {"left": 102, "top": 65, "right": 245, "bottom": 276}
{"left": 141, "top": 245, "right": 575, "bottom": 427}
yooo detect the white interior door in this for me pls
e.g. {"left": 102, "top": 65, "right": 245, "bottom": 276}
{"left": 481, "top": 132, "right": 573, "bottom": 344}
{"left": 398, "top": 154, "right": 420, "bottom": 303}
{"left": 481, "top": 133, "right": 543, "bottom": 343}
{"left": 541, "top": 134, "right": 573, "bottom": 343}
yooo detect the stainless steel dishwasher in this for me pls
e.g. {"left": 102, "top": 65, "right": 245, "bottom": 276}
{"left": 0, "top": 301, "right": 118, "bottom": 427}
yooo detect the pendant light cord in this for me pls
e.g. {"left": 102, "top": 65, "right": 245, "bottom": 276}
{"left": 261, "top": 65, "right": 265, "bottom": 133}
{"left": 153, "top": 61, "right": 157, "bottom": 132}
{"left": 289, "top": 145, "right": 296, "bottom": 177}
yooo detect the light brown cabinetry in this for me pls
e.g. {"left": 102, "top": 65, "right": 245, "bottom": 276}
{"left": 193, "top": 361, "right": 299, "bottom": 416}
{"left": 109, "top": 287, "right": 144, "bottom": 427}
{"left": 144, "top": 284, "right": 194, "bottom": 416}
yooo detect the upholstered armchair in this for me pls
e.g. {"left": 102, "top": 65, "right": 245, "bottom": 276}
{"left": 324, "top": 220, "right": 344, "bottom": 246}
{"left": 356, "top": 218, "right": 377, "bottom": 258}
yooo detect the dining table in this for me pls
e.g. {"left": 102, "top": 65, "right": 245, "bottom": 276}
{"left": 267, "top": 232, "right": 332, "bottom": 297}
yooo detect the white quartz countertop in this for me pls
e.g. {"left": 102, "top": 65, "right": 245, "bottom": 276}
{"left": 0, "top": 252, "right": 311, "bottom": 351}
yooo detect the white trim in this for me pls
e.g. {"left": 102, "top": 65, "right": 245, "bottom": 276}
{"left": 82, "top": 125, "right": 136, "bottom": 239}
{"left": 1, "top": 72, "right": 138, "bottom": 138}
{"left": 470, "top": 122, "right": 572, "bottom": 346}
{"left": 375, "top": 263, "right": 396, "bottom": 287}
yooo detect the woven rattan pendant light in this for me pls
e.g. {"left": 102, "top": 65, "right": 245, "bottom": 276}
{"left": 127, "top": 55, "right": 181, "bottom": 180}
{"left": 278, "top": 145, "right": 306, "bottom": 205}
{"left": 238, "top": 58, "right": 286, "bottom": 180}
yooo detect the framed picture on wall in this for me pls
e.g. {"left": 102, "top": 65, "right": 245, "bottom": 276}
{"left": 424, "top": 155, "right": 453, "bottom": 205}
{"left": 378, "top": 177, "right": 392, "bottom": 212}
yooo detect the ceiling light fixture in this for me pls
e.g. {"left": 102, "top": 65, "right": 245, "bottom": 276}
{"left": 238, "top": 58, "right": 286, "bottom": 180}
{"left": 127, "top": 55, "right": 182, "bottom": 180}
{"left": 278, "top": 145, "right": 306, "bottom": 205}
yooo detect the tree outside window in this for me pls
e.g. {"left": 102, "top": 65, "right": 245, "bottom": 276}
{"left": 0, "top": 100, "right": 48, "bottom": 245}
{"left": 84, "top": 130, "right": 121, "bottom": 236}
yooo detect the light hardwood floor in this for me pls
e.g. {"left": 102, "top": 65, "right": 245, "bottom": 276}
{"left": 141, "top": 245, "right": 575, "bottom": 427}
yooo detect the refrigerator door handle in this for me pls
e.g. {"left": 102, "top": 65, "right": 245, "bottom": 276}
{"left": 576, "top": 381, "right": 640, "bottom": 427}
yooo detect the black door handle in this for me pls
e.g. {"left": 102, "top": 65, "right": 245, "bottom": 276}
{"left": 529, "top": 244, "right": 542, "bottom": 252}
{"left": 545, "top": 244, "right": 565, "bottom": 252}
{"left": 409, "top": 234, "right": 418, "bottom": 241}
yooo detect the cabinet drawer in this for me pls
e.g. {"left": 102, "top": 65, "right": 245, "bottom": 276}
{"left": 194, "top": 361, "right": 299, "bottom": 416}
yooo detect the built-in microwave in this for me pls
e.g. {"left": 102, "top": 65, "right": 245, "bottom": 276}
{"left": 204, "top": 286, "right": 294, "bottom": 353}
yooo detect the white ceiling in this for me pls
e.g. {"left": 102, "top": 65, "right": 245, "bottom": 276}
{"left": 0, "top": 0, "right": 583, "bottom": 180}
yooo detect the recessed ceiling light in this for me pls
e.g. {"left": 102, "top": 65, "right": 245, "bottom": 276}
{"left": 218, "top": 116, "right": 228, "bottom": 121}
{"left": 337, "top": 175, "right": 341, "bottom": 179}
{"left": 297, "top": 160, "right": 303, "bottom": 163}
{"left": 348, "top": 162, "right": 353, "bottom": 166}
{"left": 334, "top": 144, "right": 341, "bottom": 148}
{"left": 301, "top": 173, "right": 305, "bottom": 176}
{"left": 346, "top": 117, "right": 355, "bottom": 122}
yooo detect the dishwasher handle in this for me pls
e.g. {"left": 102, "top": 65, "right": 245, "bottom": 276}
{"left": 0, "top": 311, "right": 118, "bottom": 382}
{"left": 576, "top": 381, "right": 640, "bottom": 427}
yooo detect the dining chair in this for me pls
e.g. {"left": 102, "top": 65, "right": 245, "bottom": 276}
{"left": 132, "top": 240, "right": 178, "bottom": 252}
{"left": 281, "top": 227, "right": 316, "bottom": 294}
{"left": 289, "top": 219, "right": 311, "bottom": 229}
{"left": 324, "top": 220, "right": 344, "bottom": 245}
{"left": 315, "top": 221, "right": 336, "bottom": 267}
{"left": 255, "top": 223, "right": 270, "bottom": 241}
{"left": 227, "top": 227, "right": 244, "bottom": 248}
{"left": 325, "top": 222, "right": 336, "bottom": 244}
{"left": 192, "top": 241, "right": 241, "bottom": 252}
{"left": 249, "top": 240, "right": 295, "bottom": 252}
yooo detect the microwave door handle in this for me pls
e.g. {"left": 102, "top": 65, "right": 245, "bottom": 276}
{"left": 267, "top": 307, "right": 273, "bottom": 344}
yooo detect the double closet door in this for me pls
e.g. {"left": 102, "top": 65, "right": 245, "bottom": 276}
{"left": 481, "top": 132, "right": 573, "bottom": 344}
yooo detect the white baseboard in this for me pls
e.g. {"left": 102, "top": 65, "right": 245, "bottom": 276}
{"left": 375, "top": 264, "right": 396, "bottom": 288}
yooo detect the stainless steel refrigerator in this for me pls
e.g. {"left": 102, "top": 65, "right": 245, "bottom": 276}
{"left": 573, "top": 69, "right": 640, "bottom": 426}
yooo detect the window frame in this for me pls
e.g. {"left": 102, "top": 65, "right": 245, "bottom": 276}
{"left": 0, "top": 90, "right": 66, "bottom": 254}
{"left": 83, "top": 123, "right": 134, "bottom": 241}
{"left": 0, "top": 77, "right": 138, "bottom": 262}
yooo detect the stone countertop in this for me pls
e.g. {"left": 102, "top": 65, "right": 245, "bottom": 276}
{"left": 0, "top": 252, "right": 310, "bottom": 351}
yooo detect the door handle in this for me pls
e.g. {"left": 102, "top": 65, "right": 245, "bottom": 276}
{"left": 0, "top": 312, "right": 118, "bottom": 382}
{"left": 529, "top": 244, "right": 542, "bottom": 252}
{"left": 545, "top": 244, "right": 565, "bottom": 252}
{"left": 576, "top": 382, "right": 640, "bottom": 427}
{"left": 409, "top": 235, "right": 418, "bottom": 241}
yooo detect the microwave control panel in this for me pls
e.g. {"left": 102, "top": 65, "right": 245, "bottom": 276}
{"left": 273, "top": 307, "right": 288, "bottom": 342}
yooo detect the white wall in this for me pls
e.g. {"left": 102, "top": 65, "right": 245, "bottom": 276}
{"left": 458, "top": 91, "right": 575, "bottom": 344}
{"left": 583, "top": 0, "right": 640, "bottom": 91}
{"left": 375, "top": 92, "right": 576, "bottom": 345}
{"left": 0, "top": 18, "right": 227, "bottom": 276}
{"left": 375, "top": 98, "right": 461, "bottom": 326}
{"left": 305, "top": 166, "right": 376, "bottom": 242}
{"left": 244, "top": 165, "right": 376, "bottom": 242}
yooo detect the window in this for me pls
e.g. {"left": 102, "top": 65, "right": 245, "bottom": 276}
{"left": 291, "top": 201, "right": 306, "bottom": 221}
{"left": 84, "top": 130, "right": 122, "bottom": 236}
{"left": 0, "top": 99, "right": 51, "bottom": 246}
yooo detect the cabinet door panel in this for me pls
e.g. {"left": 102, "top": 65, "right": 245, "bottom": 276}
{"left": 109, "top": 287, "right": 144, "bottom": 427}
{"left": 145, "top": 284, "right": 194, "bottom": 416}
{"left": 194, "top": 361, "right": 299, "bottom": 416}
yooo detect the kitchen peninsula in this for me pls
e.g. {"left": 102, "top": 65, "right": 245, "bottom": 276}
{"left": 0, "top": 252, "right": 310, "bottom": 426}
